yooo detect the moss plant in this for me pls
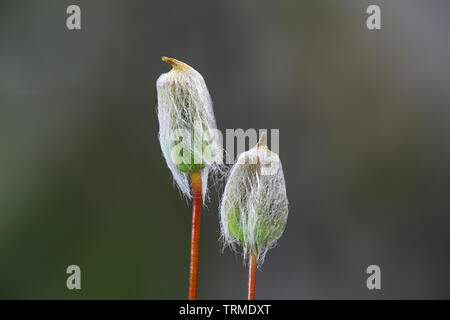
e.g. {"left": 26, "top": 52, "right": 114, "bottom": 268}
{"left": 157, "top": 56, "right": 221, "bottom": 299}
{"left": 220, "top": 132, "right": 289, "bottom": 299}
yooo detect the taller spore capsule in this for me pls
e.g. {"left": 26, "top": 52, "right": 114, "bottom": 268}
{"left": 157, "top": 57, "right": 222, "bottom": 200}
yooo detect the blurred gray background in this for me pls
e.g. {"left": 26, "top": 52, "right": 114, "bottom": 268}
{"left": 1, "top": 0, "right": 450, "bottom": 299}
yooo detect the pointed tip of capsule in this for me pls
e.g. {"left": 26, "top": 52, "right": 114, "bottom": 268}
{"left": 257, "top": 132, "right": 267, "bottom": 148}
{"left": 161, "top": 56, "right": 191, "bottom": 72}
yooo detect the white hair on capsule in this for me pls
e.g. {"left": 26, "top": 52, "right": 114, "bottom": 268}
{"left": 219, "top": 133, "right": 288, "bottom": 265}
{"left": 157, "top": 57, "right": 222, "bottom": 202}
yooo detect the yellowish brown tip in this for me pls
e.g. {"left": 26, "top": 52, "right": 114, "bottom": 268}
{"left": 161, "top": 56, "right": 191, "bottom": 72}
{"left": 257, "top": 132, "right": 268, "bottom": 147}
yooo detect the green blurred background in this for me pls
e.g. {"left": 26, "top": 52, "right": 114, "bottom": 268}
{"left": 1, "top": 0, "right": 450, "bottom": 299}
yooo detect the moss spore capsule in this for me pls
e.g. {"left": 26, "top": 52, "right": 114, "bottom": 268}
{"left": 220, "top": 132, "right": 289, "bottom": 264}
{"left": 157, "top": 57, "right": 221, "bottom": 200}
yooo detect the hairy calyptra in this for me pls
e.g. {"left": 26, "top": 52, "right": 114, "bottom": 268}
{"left": 219, "top": 132, "right": 288, "bottom": 299}
{"left": 157, "top": 57, "right": 221, "bottom": 200}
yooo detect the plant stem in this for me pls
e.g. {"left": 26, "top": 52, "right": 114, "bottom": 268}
{"left": 188, "top": 171, "right": 202, "bottom": 300}
{"left": 248, "top": 251, "right": 257, "bottom": 300}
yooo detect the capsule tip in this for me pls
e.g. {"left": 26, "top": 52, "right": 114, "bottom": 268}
{"left": 257, "top": 132, "right": 267, "bottom": 147}
{"left": 161, "top": 56, "right": 191, "bottom": 72}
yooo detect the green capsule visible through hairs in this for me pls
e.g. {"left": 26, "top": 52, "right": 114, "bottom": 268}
{"left": 226, "top": 205, "right": 285, "bottom": 252}
{"left": 157, "top": 56, "right": 222, "bottom": 197}
{"left": 220, "top": 132, "right": 289, "bottom": 263}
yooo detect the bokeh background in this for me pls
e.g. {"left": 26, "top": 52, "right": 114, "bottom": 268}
{"left": 1, "top": 0, "right": 450, "bottom": 299}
